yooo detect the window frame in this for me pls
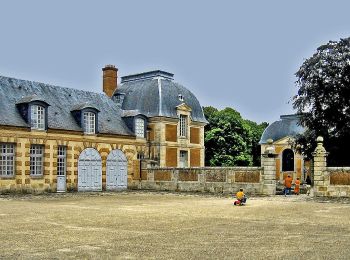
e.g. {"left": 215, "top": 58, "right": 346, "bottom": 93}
{"left": 57, "top": 146, "right": 66, "bottom": 176}
{"left": 30, "top": 145, "right": 44, "bottom": 176}
{"left": 135, "top": 117, "right": 145, "bottom": 138}
{"left": 83, "top": 111, "right": 96, "bottom": 134}
{"left": 137, "top": 152, "right": 145, "bottom": 160}
{"left": 0, "top": 143, "right": 15, "bottom": 177}
{"left": 179, "top": 150, "right": 188, "bottom": 168}
{"left": 30, "top": 104, "right": 46, "bottom": 130}
{"left": 179, "top": 114, "right": 188, "bottom": 138}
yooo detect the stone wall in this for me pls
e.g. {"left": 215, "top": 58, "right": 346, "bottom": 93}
{"left": 132, "top": 167, "right": 266, "bottom": 195}
{"left": 329, "top": 167, "right": 350, "bottom": 185}
{"left": 318, "top": 167, "right": 350, "bottom": 197}
{"left": 0, "top": 127, "right": 142, "bottom": 193}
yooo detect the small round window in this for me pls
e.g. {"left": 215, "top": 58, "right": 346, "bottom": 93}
{"left": 178, "top": 94, "right": 184, "bottom": 102}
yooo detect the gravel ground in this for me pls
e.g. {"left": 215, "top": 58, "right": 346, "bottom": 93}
{"left": 0, "top": 191, "right": 350, "bottom": 259}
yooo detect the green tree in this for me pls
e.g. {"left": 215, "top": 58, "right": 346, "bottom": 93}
{"left": 244, "top": 119, "right": 268, "bottom": 166}
{"left": 203, "top": 106, "right": 267, "bottom": 166}
{"left": 293, "top": 37, "right": 350, "bottom": 166}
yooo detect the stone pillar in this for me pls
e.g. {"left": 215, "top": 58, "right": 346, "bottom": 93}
{"left": 312, "top": 136, "right": 328, "bottom": 197}
{"left": 261, "top": 139, "right": 277, "bottom": 195}
{"left": 172, "top": 169, "right": 179, "bottom": 191}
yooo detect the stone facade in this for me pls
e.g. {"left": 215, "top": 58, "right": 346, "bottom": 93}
{"left": 0, "top": 66, "right": 207, "bottom": 193}
{"left": 260, "top": 137, "right": 308, "bottom": 183}
{"left": 147, "top": 116, "right": 205, "bottom": 168}
{"left": 259, "top": 114, "right": 310, "bottom": 184}
{"left": 0, "top": 126, "right": 144, "bottom": 193}
{"left": 116, "top": 71, "right": 207, "bottom": 169}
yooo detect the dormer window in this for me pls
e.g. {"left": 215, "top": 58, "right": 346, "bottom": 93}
{"left": 30, "top": 105, "right": 45, "bottom": 130}
{"left": 71, "top": 103, "right": 99, "bottom": 135}
{"left": 83, "top": 111, "right": 96, "bottom": 134}
{"left": 135, "top": 118, "right": 145, "bottom": 138}
{"left": 178, "top": 94, "right": 184, "bottom": 102}
{"left": 16, "top": 95, "right": 49, "bottom": 131}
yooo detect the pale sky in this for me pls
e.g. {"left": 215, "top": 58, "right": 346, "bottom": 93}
{"left": 1, "top": 0, "right": 350, "bottom": 123}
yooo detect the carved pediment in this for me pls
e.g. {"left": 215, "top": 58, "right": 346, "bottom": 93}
{"left": 176, "top": 103, "right": 192, "bottom": 112}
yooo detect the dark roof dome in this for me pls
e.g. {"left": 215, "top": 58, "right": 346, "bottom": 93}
{"left": 115, "top": 70, "right": 207, "bottom": 123}
{"left": 259, "top": 114, "right": 305, "bottom": 144}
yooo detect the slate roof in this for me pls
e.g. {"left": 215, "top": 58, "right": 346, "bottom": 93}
{"left": 0, "top": 76, "right": 134, "bottom": 136}
{"left": 259, "top": 114, "right": 305, "bottom": 144}
{"left": 116, "top": 70, "right": 208, "bottom": 123}
{"left": 16, "top": 94, "right": 48, "bottom": 105}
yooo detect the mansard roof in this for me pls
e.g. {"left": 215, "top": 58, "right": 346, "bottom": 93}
{"left": 0, "top": 76, "right": 133, "bottom": 136}
{"left": 259, "top": 114, "right": 305, "bottom": 144}
{"left": 115, "top": 70, "right": 208, "bottom": 124}
{"left": 15, "top": 94, "right": 49, "bottom": 105}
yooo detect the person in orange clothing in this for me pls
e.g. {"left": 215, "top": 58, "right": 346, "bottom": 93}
{"left": 294, "top": 177, "right": 301, "bottom": 195}
{"left": 284, "top": 175, "right": 293, "bottom": 196}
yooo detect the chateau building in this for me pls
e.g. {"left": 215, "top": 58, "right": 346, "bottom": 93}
{"left": 0, "top": 65, "right": 207, "bottom": 192}
{"left": 114, "top": 70, "right": 207, "bottom": 168}
{"left": 259, "top": 114, "right": 310, "bottom": 182}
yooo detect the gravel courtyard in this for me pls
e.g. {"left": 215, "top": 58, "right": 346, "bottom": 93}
{"left": 0, "top": 191, "right": 350, "bottom": 259}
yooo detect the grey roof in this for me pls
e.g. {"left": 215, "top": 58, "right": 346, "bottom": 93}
{"left": 116, "top": 70, "right": 208, "bottom": 123}
{"left": 122, "top": 110, "right": 142, "bottom": 117}
{"left": 0, "top": 76, "right": 134, "bottom": 136}
{"left": 16, "top": 94, "right": 48, "bottom": 105}
{"left": 71, "top": 102, "right": 100, "bottom": 112}
{"left": 121, "top": 70, "right": 174, "bottom": 82}
{"left": 259, "top": 114, "right": 305, "bottom": 144}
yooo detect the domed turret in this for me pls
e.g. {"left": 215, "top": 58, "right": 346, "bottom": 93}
{"left": 259, "top": 114, "right": 304, "bottom": 144}
{"left": 114, "top": 70, "right": 207, "bottom": 123}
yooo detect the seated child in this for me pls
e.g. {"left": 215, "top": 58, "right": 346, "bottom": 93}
{"left": 236, "top": 188, "right": 247, "bottom": 204}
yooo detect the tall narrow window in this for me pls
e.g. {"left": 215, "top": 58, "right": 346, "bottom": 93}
{"left": 31, "top": 105, "right": 45, "bottom": 130}
{"left": 83, "top": 112, "right": 96, "bottom": 134}
{"left": 179, "top": 150, "right": 188, "bottom": 167}
{"left": 135, "top": 118, "right": 145, "bottom": 138}
{"left": 282, "top": 149, "right": 294, "bottom": 172}
{"left": 0, "top": 143, "right": 15, "bottom": 176}
{"left": 57, "top": 146, "right": 66, "bottom": 176}
{"left": 137, "top": 152, "right": 145, "bottom": 160}
{"left": 30, "top": 145, "right": 44, "bottom": 176}
{"left": 179, "top": 115, "right": 187, "bottom": 137}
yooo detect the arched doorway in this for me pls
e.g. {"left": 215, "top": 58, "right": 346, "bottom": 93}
{"left": 78, "top": 148, "right": 102, "bottom": 191}
{"left": 106, "top": 149, "right": 128, "bottom": 190}
{"left": 282, "top": 149, "right": 294, "bottom": 172}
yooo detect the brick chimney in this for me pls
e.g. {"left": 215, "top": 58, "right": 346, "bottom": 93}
{"left": 102, "top": 65, "right": 118, "bottom": 97}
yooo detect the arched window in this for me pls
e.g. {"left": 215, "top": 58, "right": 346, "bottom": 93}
{"left": 282, "top": 149, "right": 294, "bottom": 172}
